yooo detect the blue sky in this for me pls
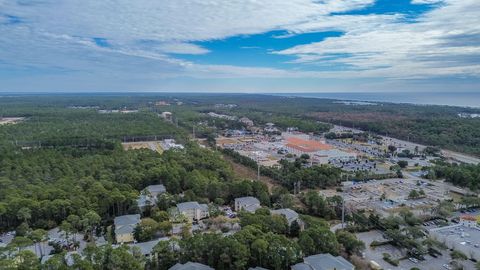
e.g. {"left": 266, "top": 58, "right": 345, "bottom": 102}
{"left": 0, "top": 0, "right": 479, "bottom": 93}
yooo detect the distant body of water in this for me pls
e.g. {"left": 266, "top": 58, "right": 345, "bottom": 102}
{"left": 274, "top": 92, "right": 480, "bottom": 108}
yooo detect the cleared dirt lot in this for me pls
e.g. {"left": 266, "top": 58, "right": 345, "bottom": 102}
{"left": 122, "top": 141, "right": 164, "bottom": 153}
{"left": 222, "top": 155, "right": 277, "bottom": 191}
{"left": 0, "top": 117, "right": 24, "bottom": 125}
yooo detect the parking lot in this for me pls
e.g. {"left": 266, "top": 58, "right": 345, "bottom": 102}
{"left": 357, "top": 230, "right": 476, "bottom": 270}
{"left": 431, "top": 224, "right": 480, "bottom": 261}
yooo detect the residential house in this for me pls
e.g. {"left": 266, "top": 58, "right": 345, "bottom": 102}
{"left": 271, "top": 208, "right": 305, "bottom": 231}
{"left": 114, "top": 214, "right": 141, "bottom": 244}
{"left": 176, "top": 201, "right": 209, "bottom": 222}
{"left": 291, "top": 253, "right": 354, "bottom": 270}
{"left": 235, "top": 196, "right": 261, "bottom": 213}
{"left": 169, "top": 262, "right": 214, "bottom": 270}
{"left": 137, "top": 184, "right": 166, "bottom": 210}
{"left": 128, "top": 237, "right": 170, "bottom": 258}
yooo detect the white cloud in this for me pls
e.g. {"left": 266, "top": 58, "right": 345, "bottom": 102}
{"left": 155, "top": 43, "right": 209, "bottom": 55}
{"left": 0, "top": 0, "right": 479, "bottom": 92}
{"left": 0, "top": 0, "right": 374, "bottom": 78}
{"left": 274, "top": 0, "right": 480, "bottom": 79}
{"left": 411, "top": 0, "right": 443, "bottom": 4}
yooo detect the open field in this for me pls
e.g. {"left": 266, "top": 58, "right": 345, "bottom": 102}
{"left": 0, "top": 117, "right": 24, "bottom": 125}
{"left": 222, "top": 155, "right": 277, "bottom": 191}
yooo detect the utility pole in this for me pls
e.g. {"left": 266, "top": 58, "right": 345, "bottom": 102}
{"left": 341, "top": 196, "right": 345, "bottom": 229}
{"left": 192, "top": 125, "right": 195, "bottom": 139}
{"left": 256, "top": 155, "right": 260, "bottom": 181}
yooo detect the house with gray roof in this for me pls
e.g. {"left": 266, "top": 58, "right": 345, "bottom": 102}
{"left": 169, "top": 262, "right": 214, "bottom": 270}
{"left": 176, "top": 201, "right": 209, "bottom": 222}
{"left": 271, "top": 208, "right": 304, "bottom": 230}
{"left": 128, "top": 237, "right": 170, "bottom": 257}
{"left": 137, "top": 184, "right": 166, "bottom": 210}
{"left": 114, "top": 214, "right": 140, "bottom": 243}
{"left": 235, "top": 196, "right": 261, "bottom": 213}
{"left": 291, "top": 253, "right": 354, "bottom": 270}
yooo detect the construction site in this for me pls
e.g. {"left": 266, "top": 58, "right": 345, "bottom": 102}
{"left": 121, "top": 139, "right": 184, "bottom": 154}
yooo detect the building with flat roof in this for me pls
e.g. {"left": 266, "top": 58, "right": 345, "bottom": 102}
{"left": 291, "top": 253, "right": 354, "bottom": 270}
{"left": 176, "top": 201, "right": 209, "bottom": 222}
{"left": 235, "top": 196, "right": 261, "bottom": 213}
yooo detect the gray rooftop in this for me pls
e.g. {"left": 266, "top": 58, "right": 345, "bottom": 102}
{"left": 129, "top": 237, "right": 169, "bottom": 255}
{"left": 235, "top": 196, "right": 260, "bottom": 206}
{"left": 146, "top": 184, "right": 166, "bottom": 194}
{"left": 177, "top": 201, "right": 208, "bottom": 212}
{"left": 244, "top": 204, "right": 261, "bottom": 213}
{"left": 271, "top": 208, "right": 299, "bottom": 224}
{"left": 137, "top": 194, "right": 152, "bottom": 208}
{"left": 291, "top": 254, "right": 354, "bottom": 270}
{"left": 114, "top": 214, "right": 140, "bottom": 236}
{"left": 291, "top": 264, "right": 312, "bottom": 270}
{"left": 169, "top": 262, "right": 214, "bottom": 270}
{"left": 114, "top": 214, "right": 140, "bottom": 227}
{"left": 115, "top": 224, "right": 137, "bottom": 235}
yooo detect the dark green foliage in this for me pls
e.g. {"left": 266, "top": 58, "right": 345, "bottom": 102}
{"left": 239, "top": 210, "right": 289, "bottom": 235}
{"left": 302, "top": 191, "right": 338, "bottom": 219}
{"left": 429, "top": 162, "right": 480, "bottom": 191}
{"left": 298, "top": 227, "right": 339, "bottom": 256}
{"left": 397, "top": 160, "right": 408, "bottom": 168}
{"left": 336, "top": 230, "right": 365, "bottom": 255}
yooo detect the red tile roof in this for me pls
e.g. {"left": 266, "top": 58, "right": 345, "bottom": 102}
{"left": 285, "top": 137, "right": 332, "bottom": 152}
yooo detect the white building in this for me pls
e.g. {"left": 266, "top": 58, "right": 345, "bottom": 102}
{"left": 161, "top": 112, "right": 173, "bottom": 121}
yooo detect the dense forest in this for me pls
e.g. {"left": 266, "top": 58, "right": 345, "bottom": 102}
{"left": 427, "top": 162, "right": 480, "bottom": 191}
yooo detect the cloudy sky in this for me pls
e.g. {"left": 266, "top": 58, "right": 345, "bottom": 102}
{"left": 0, "top": 0, "right": 479, "bottom": 92}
